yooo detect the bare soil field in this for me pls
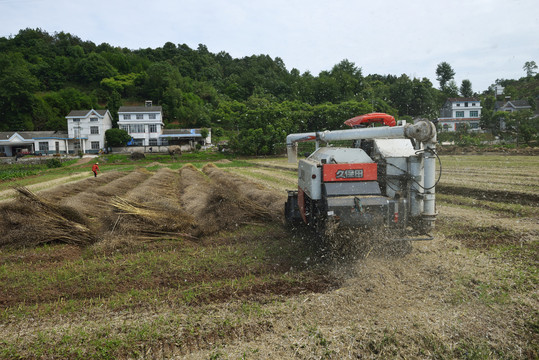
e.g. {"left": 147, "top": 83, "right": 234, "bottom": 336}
{"left": 0, "top": 154, "right": 537, "bottom": 359}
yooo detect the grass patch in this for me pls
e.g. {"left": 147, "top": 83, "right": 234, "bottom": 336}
{"left": 0, "top": 224, "right": 334, "bottom": 319}
{"left": 437, "top": 193, "right": 538, "bottom": 218}
{"left": 230, "top": 168, "right": 296, "bottom": 190}
{"left": 438, "top": 220, "right": 524, "bottom": 249}
{"left": 440, "top": 154, "right": 539, "bottom": 170}
{"left": 0, "top": 222, "right": 337, "bottom": 358}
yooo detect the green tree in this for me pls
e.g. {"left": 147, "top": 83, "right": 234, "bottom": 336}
{"left": 460, "top": 79, "right": 473, "bottom": 97}
{"left": 106, "top": 90, "right": 122, "bottom": 127}
{"left": 389, "top": 74, "right": 413, "bottom": 115}
{"left": 445, "top": 80, "right": 459, "bottom": 97}
{"left": 76, "top": 53, "right": 118, "bottom": 84}
{"left": 328, "top": 59, "right": 364, "bottom": 102}
{"left": 436, "top": 62, "right": 455, "bottom": 90}
{"left": 0, "top": 53, "right": 40, "bottom": 130}
{"left": 105, "top": 128, "right": 131, "bottom": 147}
{"left": 523, "top": 61, "right": 537, "bottom": 77}
{"left": 143, "top": 62, "right": 183, "bottom": 102}
{"left": 507, "top": 110, "right": 538, "bottom": 146}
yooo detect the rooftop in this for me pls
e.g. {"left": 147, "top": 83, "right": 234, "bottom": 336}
{"left": 66, "top": 109, "right": 108, "bottom": 117}
{"left": 0, "top": 131, "right": 70, "bottom": 141}
{"left": 446, "top": 97, "right": 480, "bottom": 102}
{"left": 118, "top": 106, "right": 162, "bottom": 112}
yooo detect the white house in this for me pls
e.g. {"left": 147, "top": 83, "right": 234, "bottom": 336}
{"left": 438, "top": 97, "right": 482, "bottom": 132}
{"left": 0, "top": 131, "right": 70, "bottom": 157}
{"left": 494, "top": 98, "right": 532, "bottom": 113}
{"left": 118, "top": 101, "right": 164, "bottom": 146}
{"left": 65, "top": 109, "right": 113, "bottom": 153}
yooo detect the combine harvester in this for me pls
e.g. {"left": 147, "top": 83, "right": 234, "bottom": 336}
{"left": 284, "top": 113, "right": 440, "bottom": 241}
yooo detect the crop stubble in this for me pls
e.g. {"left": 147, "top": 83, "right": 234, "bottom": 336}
{"left": 0, "top": 157, "right": 537, "bottom": 359}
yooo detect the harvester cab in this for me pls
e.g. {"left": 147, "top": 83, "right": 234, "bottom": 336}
{"left": 284, "top": 113, "right": 440, "bottom": 240}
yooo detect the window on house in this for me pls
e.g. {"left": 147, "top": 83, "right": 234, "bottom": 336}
{"left": 470, "top": 111, "right": 479, "bottom": 117}
{"left": 456, "top": 111, "right": 464, "bottom": 118}
{"left": 149, "top": 113, "right": 157, "bottom": 120}
{"left": 120, "top": 125, "right": 129, "bottom": 132}
{"left": 0, "top": 146, "right": 4, "bottom": 153}
{"left": 472, "top": 103, "right": 476, "bottom": 106}
{"left": 74, "top": 142, "right": 80, "bottom": 149}
{"left": 149, "top": 124, "right": 157, "bottom": 133}
{"left": 91, "top": 141, "right": 100, "bottom": 150}
{"left": 90, "top": 126, "right": 99, "bottom": 134}
{"left": 90, "top": 117, "right": 98, "bottom": 122}
{"left": 465, "top": 102, "right": 469, "bottom": 107}
{"left": 470, "top": 122, "right": 479, "bottom": 129}
{"left": 39, "top": 142, "right": 49, "bottom": 152}
{"left": 73, "top": 119, "right": 80, "bottom": 122}
{"left": 123, "top": 114, "right": 131, "bottom": 120}
{"left": 131, "top": 124, "right": 145, "bottom": 133}
{"left": 456, "top": 103, "right": 460, "bottom": 107}
{"left": 133, "top": 139, "right": 144, "bottom": 146}
{"left": 136, "top": 114, "right": 144, "bottom": 120}
{"left": 149, "top": 138, "right": 158, "bottom": 146}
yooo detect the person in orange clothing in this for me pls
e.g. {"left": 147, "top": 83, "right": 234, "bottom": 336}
{"left": 91, "top": 162, "right": 100, "bottom": 177}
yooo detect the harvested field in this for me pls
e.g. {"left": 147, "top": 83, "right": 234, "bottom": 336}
{"left": 0, "top": 154, "right": 537, "bottom": 359}
{"left": 105, "top": 168, "right": 195, "bottom": 241}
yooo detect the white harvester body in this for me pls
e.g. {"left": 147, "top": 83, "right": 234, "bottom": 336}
{"left": 284, "top": 116, "right": 439, "bottom": 238}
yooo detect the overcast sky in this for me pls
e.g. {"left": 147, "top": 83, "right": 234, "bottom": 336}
{"left": 1, "top": 0, "right": 538, "bottom": 92}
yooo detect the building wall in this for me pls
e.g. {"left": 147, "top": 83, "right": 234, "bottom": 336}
{"left": 66, "top": 111, "right": 112, "bottom": 153}
{"left": 118, "top": 110, "right": 164, "bottom": 147}
{"left": 439, "top": 120, "right": 480, "bottom": 132}
{"left": 438, "top": 99, "right": 482, "bottom": 132}
{"left": 33, "top": 139, "right": 69, "bottom": 154}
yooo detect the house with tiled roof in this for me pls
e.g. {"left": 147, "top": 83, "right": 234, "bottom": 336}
{"left": 0, "top": 131, "right": 70, "bottom": 157}
{"left": 437, "top": 97, "right": 482, "bottom": 132}
{"left": 65, "top": 109, "right": 113, "bottom": 153}
{"left": 118, "top": 101, "right": 164, "bottom": 146}
{"left": 494, "top": 97, "right": 532, "bottom": 113}
{"left": 0, "top": 101, "right": 212, "bottom": 157}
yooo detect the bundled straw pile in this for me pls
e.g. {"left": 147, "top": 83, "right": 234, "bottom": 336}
{"left": 39, "top": 171, "right": 127, "bottom": 203}
{"left": 178, "top": 163, "right": 282, "bottom": 236}
{"left": 60, "top": 170, "right": 151, "bottom": 217}
{"left": 0, "top": 187, "right": 97, "bottom": 247}
{"left": 0, "top": 164, "right": 286, "bottom": 249}
{"left": 108, "top": 168, "right": 195, "bottom": 237}
{"left": 202, "top": 163, "right": 283, "bottom": 222}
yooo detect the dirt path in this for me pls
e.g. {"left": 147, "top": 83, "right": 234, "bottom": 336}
{"left": 69, "top": 156, "right": 97, "bottom": 167}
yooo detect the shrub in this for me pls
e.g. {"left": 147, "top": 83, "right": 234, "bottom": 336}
{"left": 46, "top": 158, "right": 62, "bottom": 168}
{"left": 130, "top": 152, "right": 145, "bottom": 160}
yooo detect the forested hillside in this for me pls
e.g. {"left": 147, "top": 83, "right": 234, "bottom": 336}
{"left": 1, "top": 28, "right": 535, "bottom": 154}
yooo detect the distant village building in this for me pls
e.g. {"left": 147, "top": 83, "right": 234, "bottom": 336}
{"left": 160, "top": 128, "right": 211, "bottom": 149}
{"left": 65, "top": 109, "right": 113, "bottom": 153}
{"left": 494, "top": 97, "right": 532, "bottom": 113}
{"left": 0, "top": 101, "right": 212, "bottom": 158}
{"left": 118, "top": 101, "right": 164, "bottom": 147}
{"left": 438, "top": 97, "right": 482, "bottom": 132}
{"left": 0, "top": 131, "right": 70, "bottom": 157}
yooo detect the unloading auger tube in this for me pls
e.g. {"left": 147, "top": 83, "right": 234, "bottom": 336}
{"left": 285, "top": 120, "right": 438, "bottom": 236}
